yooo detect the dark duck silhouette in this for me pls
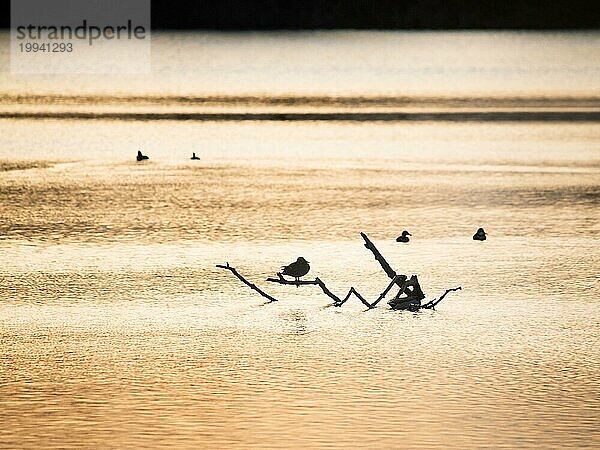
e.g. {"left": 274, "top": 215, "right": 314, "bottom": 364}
{"left": 473, "top": 227, "right": 487, "bottom": 241}
{"left": 191, "top": 152, "right": 200, "bottom": 160}
{"left": 136, "top": 150, "right": 149, "bottom": 161}
{"left": 281, "top": 257, "right": 310, "bottom": 282}
{"left": 396, "top": 230, "right": 411, "bottom": 243}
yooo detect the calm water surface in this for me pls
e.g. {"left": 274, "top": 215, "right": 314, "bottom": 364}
{"left": 1, "top": 31, "right": 599, "bottom": 448}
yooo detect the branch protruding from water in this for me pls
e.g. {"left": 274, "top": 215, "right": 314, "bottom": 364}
{"left": 216, "top": 263, "right": 279, "bottom": 302}
{"left": 266, "top": 272, "right": 406, "bottom": 309}
{"left": 218, "top": 233, "right": 461, "bottom": 311}
{"left": 421, "top": 286, "right": 462, "bottom": 310}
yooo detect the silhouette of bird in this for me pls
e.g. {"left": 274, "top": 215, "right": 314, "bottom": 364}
{"left": 191, "top": 152, "right": 200, "bottom": 160}
{"left": 136, "top": 150, "right": 149, "bottom": 161}
{"left": 281, "top": 257, "right": 310, "bottom": 281}
{"left": 396, "top": 230, "right": 411, "bottom": 243}
{"left": 473, "top": 227, "right": 487, "bottom": 241}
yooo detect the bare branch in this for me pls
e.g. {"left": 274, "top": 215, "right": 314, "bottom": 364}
{"left": 216, "top": 263, "right": 279, "bottom": 302}
{"left": 266, "top": 273, "right": 405, "bottom": 309}
{"left": 265, "top": 273, "right": 344, "bottom": 304}
{"left": 266, "top": 272, "right": 319, "bottom": 286}
{"left": 219, "top": 234, "right": 462, "bottom": 312}
{"left": 314, "top": 277, "right": 343, "bottom": 304}
{"left": 421, "top": 287, "right": 462, "bottom": 309}
{"left": 360, "top": 232, "right": 406, "bottom": 289}
{"left": 348, "top": 288, "right": 374, "bottom": 308}
{"left": 370, "top": 275, "right": 406, "bottom": 307}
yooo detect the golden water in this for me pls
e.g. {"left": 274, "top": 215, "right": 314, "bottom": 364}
{"left": 1, "top": 31, "right": 599, "bottom": 448}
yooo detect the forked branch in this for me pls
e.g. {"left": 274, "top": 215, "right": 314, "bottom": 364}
{"left": 218, "top": 233, "right": 461, "bottom": 311}
{"left": 421, "top": 286, "right": 462, "bottom": 309}
{"left": 266, "top": 272, "right": 406, "bottom": 308}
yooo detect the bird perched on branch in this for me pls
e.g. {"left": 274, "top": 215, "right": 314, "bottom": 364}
{"left": 281, "top": 257, "right": 310, "bottom": 281}
{"left": 396, "top": 230, "right": 411, "bottom": 243}
{"left": 473, "top": 227, "right": 487, "bottom": 241}
{"left": 136, "top": 150, "right": 149, "bottom": 161}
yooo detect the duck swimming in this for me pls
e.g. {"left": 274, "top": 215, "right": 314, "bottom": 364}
{"left": 191, "top": 152, "right": 200, "bottom": 160}
{"left": 396, "top": 230, "right": 411, "bottom": 243}
{"left": 473, "top": 227, "right": 487, "bottom": 241}
{"left": 136, "top": 150, "right": 149, "bottom": 161}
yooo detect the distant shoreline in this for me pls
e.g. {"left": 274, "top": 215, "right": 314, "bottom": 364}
{"left": 2, "top": 94, "right": 599, "bottom": 107}
{"left": 2, "top": 111, "right": 600, "bottom": 122}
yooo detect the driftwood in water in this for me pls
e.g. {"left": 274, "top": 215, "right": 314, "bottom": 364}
{"left": 388, "top": 275, "right": 426, "bottom": 311}
{"left": 266, "top": 272, "right": 406, "bottom": 308}
{"left": 360, "top": 232, "right": 405, "bottom": 288}
{"left": 359, "top": 233, "right": 462, "bottom": 310}
{"left": 216, "top": 263, "right": 279, "bottom": 302}
{"left": 361, "top": 232, "right": 428, "bottom": 310}
{"left": 421, "top": 286, "right": 462, "bottom": 310}
{"left": 218, "top": 233, "right": 461, "bottom": 310}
